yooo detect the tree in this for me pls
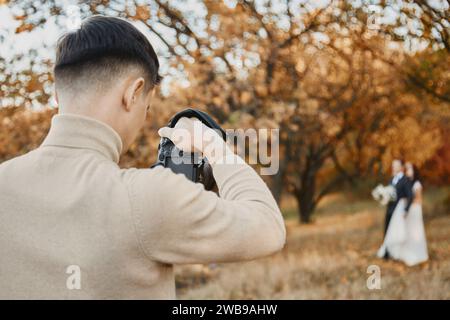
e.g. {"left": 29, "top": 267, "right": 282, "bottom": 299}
{"left": 3, "top": 0, "right": 448, "bottom": 223}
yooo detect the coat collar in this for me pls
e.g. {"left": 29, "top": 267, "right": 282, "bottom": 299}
{"left": 41, "top": 113, "right": 123, "bottom": 163}
{"left": 392, "top": 172, "right": 404, "bottom": 185}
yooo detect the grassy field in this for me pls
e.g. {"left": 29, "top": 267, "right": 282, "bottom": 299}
{"left": 175, "top": 188, "right": 450, "bottom": 299}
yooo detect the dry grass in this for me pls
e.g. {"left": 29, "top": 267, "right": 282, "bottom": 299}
{"left": 175, "top": 189, "right": 450, "bottom": 299}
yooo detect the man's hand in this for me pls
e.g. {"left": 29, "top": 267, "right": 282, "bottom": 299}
{"left": 158, "top": 117, "right": 231, "bottom": 164}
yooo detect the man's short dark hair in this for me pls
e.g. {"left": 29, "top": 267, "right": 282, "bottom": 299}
{"left": 54, "top": 15, "right": 162, "bottom": 92}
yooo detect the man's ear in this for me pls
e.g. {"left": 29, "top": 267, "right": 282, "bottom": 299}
{"left": 123, "top": 77, "right": 145, "bottom": 112}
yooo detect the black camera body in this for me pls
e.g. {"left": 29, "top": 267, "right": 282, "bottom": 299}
{"left": 152, "top": 109, "right": 226, "bottom": 190}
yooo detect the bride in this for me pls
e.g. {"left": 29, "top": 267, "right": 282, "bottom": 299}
{"left": 377, "top": 163, "right": 428, "bottom": 266}
{"left": 401, "top": 163, "right": 429, "bottom": 266}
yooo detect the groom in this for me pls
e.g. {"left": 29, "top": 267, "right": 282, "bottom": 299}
{"left": 384, "top": 159, "right": 413, "bottom": 241}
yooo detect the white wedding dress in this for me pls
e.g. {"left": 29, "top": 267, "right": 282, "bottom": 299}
{"left": 377, "top": 181, "right": 428, "bottom": 266}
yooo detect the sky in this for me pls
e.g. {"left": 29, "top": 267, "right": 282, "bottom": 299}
{"left": 1, "top": 0, "right": 447, "bottom": 65}
{"left": 0, "top": 0, "right": 212, "bottom": 101}
{"left": 0, "top": 0, "right": 336, "bottom": 64}
{"left": 1, "top": 0, "right": 447, "bottom": 107}
{"left": 0, "top": 2, "right": 169, "bottom": 68}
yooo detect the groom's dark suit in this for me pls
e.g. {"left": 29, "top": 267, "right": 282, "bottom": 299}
{"left": 385, "top": 174, "right": 413, "bottom": 235}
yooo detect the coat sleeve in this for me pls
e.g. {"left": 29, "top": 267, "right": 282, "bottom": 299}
{"left": 123, "top": 153, "right": 286, "bottom": 264}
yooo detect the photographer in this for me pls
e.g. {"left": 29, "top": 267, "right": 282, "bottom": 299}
{"left": 0, "top": 16, "right": 286, "bottom": 299}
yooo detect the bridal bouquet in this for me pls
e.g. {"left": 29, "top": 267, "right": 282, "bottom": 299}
{"left": 371, "top": 184, "right": 397, "bottom": 206}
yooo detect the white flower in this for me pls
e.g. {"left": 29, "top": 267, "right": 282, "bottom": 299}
{"left": 372, "top": 184, "right": 397, "bottom": 206}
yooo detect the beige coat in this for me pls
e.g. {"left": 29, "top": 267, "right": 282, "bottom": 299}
{"left": 0, "top": 114, "right": 286, "bottom": 299}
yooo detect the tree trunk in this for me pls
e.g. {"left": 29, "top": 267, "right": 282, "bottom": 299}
{"left": 296, "top": 165, "right": 318, "bottom": 224}
{"left": 296, "top": 188, "right": 317, "bottom": 223}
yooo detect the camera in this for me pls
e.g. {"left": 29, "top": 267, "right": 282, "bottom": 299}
{"left": 152, "top": 108, "right": 226, "bottom": 191}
